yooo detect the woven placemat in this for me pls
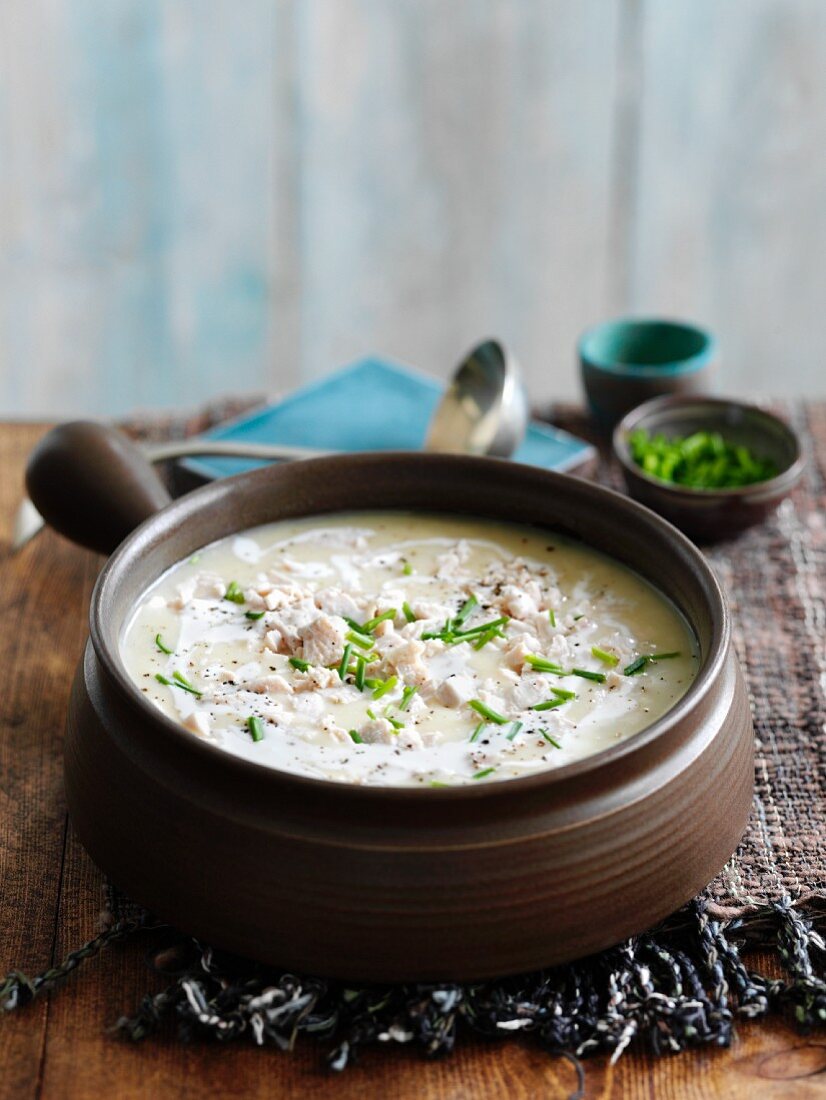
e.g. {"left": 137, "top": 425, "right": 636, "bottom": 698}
{"left": 3, "top": 398, "right": 825, "bottom": 1076}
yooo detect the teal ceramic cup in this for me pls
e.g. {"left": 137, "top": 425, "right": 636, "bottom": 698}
{"left": 579, "top": 318, "right": 716, "bottom": 431}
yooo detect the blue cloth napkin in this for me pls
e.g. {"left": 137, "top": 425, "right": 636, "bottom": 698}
{"left": 183, "top": 358, "right": 594, "bottom": 481}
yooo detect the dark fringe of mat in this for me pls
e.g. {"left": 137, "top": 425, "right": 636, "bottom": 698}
{"left": 2, "top": 897, "right": 825, "bottom": 1085}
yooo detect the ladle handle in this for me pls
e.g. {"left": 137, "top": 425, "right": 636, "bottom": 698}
{"left": 25, "top": 421, "right": 173, "bottom": 556}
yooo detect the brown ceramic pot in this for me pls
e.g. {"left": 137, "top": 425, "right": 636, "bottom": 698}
{"left": 29, "top": 429, "right": 753, "bottom": 981}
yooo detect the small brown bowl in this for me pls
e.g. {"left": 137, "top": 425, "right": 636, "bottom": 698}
{"left": 613, "top": 395, "right": 805, "bottom": 542}
{"left": 27, "top": 425, "right": 754, "bottom": 981}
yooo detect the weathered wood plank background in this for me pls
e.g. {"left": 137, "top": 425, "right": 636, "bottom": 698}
{"left": 0, "top": 0, "right": 823, "bottom": 416}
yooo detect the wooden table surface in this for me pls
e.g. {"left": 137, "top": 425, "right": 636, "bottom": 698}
{"left": 2, "top": 422, "right": 825, "bottom": 1100}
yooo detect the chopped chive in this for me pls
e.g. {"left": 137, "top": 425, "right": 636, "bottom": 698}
{"left": 469, "top": 720, "right": 487, "bottom": 742}
{"left": 246, "top": 716, "right": 264, "bottom": 743}
{"left": 624, "top": 656, "right": 648, "bottom": 676}
{"left": 452, "top": 616, "right": 509, "bottom": 639}
{"left": 548, "top": 609, "right": 556, "bottom": 627}
{"left": 399, "top": 685, "right": 418, "bottom": 711}
{"left": 571, "top": 667, "right": 606, "bottom": 683}
{"left": 624, "top": 651, "right": 681, "bottom": 675}
{"left": 348, "top": 729, "right": 364, "bottom": 743}
{"left": 338, "top": 644, "right": 353, "bottom": 680}
{"left": 629, "top": 426, "right": 778, "bottom": 489}
{"left": 362, "top": 609, "right": 397, "bottom": 632}
{"left": 366, "top": 708, "right": 377, "bottom": 719}
{"left": 386, "top": 714, "right": 405, "bottom": 731}
{"left": 354, "top": 654, "right": 366, "bottom": 691}
{"left": 541, "top": 730, "right": 562, "bottom": 748}
{"left": 532, "top": 698, "right": 566, "bottom": 711}
{"left": 172, "top": 669, "right": 198, "bottom": 690}
{"left": 451, "top": 594, "right": 478, "bottom": 630}
{"left": 430, "top": 780, "right": 449, "bottom": 788}
{"left": 525, "top": 654, "right": 566, "bottom": 674}
{"left": 469, "top": 699, "right": 508, "bottom": 725}
{"left": 154, "top": 672, "right": 202, "bottom": 697}
{"left": 224, "top": 580, "right": 245, "bottom": 604}
{"left": 572, "top": 613, "right": 584, "bottom": 621}
{"left": 371, "top": 675, "right": 398, "bottom": 700}
{"left": 245, "top": 610, "right": 265, "bottom": 621}
{"left": 402, "top": 561, "right": 413, "bottom": 576}
{"left": 472, "top": 767, "right": 496, "bottom": 780}
{"left": 289, "top": 657, "right": 310, "bottom": 671}
{"left": 347, "top": 629, "right": 374, "bottom": 650}
{"left": 155, "top": 633, "right": 173, "bottom": 655}
{"left": 402, "top": 601, "right": 416, "bottom": 623}
{"left": 189, "top": 554, "right": 201, "bottom": 564}
{"left": 591, "top": 645, "right": 619, "bottom": 667}
{"left": 472, "top": 626, "right": 505, "bottom": 650}
{"left": 506, "top": 720, "right": 523, "bottom": 741}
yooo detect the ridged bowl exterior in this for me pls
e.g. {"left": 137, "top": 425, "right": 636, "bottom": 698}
{"left": 64, "top": 454, "right": 754, "bottom": 980}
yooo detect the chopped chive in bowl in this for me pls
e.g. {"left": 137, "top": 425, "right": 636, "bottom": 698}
{"left": 629, "top": 428, "right": 778, "bottom": 489}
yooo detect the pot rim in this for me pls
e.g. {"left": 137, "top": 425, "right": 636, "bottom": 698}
{"left": 89, "top": 452, "right": 730, "bottom": 801}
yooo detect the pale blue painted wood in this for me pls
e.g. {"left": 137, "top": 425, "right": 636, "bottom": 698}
{"left": 0, "top": 0, "right": 277, "bottom": 415}
{"left": 630, "top": 0, "right": 826, "bottom": 395}
{"left": 1, "top": 0, "right": 825, "bottom": 417}
{"left": 291, "top": 0, "right": 621, "bottom": 402}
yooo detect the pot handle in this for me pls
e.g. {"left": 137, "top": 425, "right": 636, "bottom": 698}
{"left": 25, "top": 421, "right": 173, "bottom": 556}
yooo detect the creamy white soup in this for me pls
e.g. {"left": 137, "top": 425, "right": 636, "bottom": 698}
{"left": 121, "top": 512, "right": 698, "bottom": 787}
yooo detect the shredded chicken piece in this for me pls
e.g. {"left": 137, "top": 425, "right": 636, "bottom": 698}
{"left": 497, "top": 584, "right": 538, "bottom": 619}
{"left": 435, "top": 674, "right": 475, "bottom": 708}
{"left": 435, "top": 540, "right": 471, "bottom": 579}
{"left": 293, "top": 666, "right": 340, "bottom": 693}
{"left": 358, "top": 717, "right": 396, "bottom": 744}
{"left": 246, "top": 674, "right": 292, "bottom": 695}
{"left": 168, "top": 572, "right": 227, "bottom": 609}
{"left": 504, "top": 637, "right": 540, "bottom": 672}
{"left": 382, "top": 638, "right": 429, "bottom": 685}
{"left": 314, "top": 587, "right": 365, "bottom": 619}
{"left": 299, "top": 614, "right": 347, "bottom": 666}
{"left": 183, "top": 711, "right": 211, "bottom": 737}
{"left": 264, "top": 628, "right": 288, "bottom": 654}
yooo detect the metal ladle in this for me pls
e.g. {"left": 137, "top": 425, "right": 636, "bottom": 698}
{"left": 19, "top": 340, "right": 529, "bottom": 551}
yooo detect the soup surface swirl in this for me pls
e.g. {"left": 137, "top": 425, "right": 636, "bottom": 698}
{"left": 121, "top": 511, "right": 697, "bottom": 786}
